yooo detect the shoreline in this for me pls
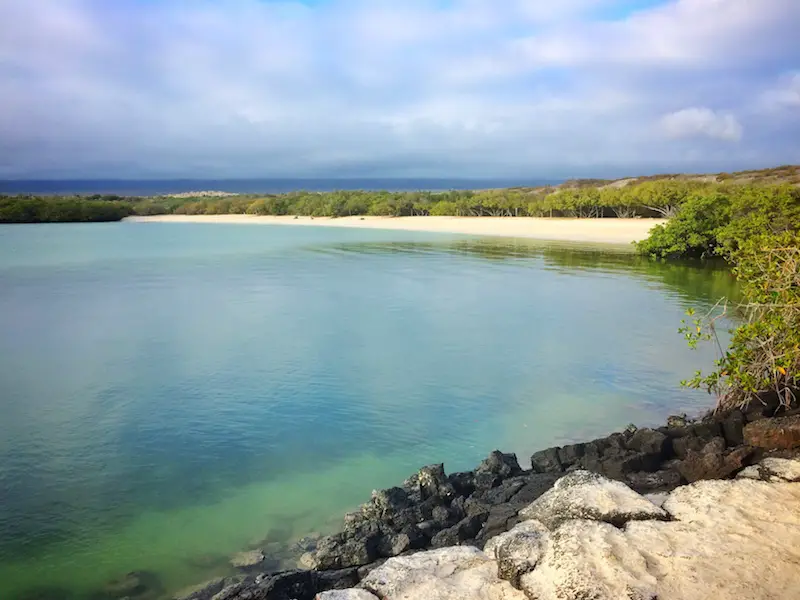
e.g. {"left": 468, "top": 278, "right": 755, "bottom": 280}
{"left": 124, "top": 215, "right": 665, "bottom": 245}
{"left": 172, "top": 395, "right": 800, "bottom": 600}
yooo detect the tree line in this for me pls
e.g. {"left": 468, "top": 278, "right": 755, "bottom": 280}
{"left": 1, "top": 179, "right": 797, "bottom": 225}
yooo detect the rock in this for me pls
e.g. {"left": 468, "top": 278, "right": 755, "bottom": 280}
{"left": 737, "top": 457, "right": 800, "bottom": 482}
{"left": 376, "top": 532, "right": 411, "bottom": 558}
{"left": 519, "top": 520, "right": 658, "bottom": 600}
{"left": 518, "top": 470, "right": 668, "bottom": 530}
{"left": 430, "top": 513, "right": 488, "bottom": 548}
{"left": 476, "top": 451, "right": 522, "bottom": 479}
{"left": 625, "top": 428, "right": 669, "bottom": 458}
{"left": 721, "top": 410, "right": 745, "bottom": 446}
{"left": 530, "top": 448, "right": 562, "bottom": 473}
{"left": 448, "top": 471, "right": 476, "bottom": 497}
{"left": 666, "top": 414, "right": 688, "bottom": 428}
{"left": 479, "top": 477, "right": 527, "bottom": 505}
{"left": 254, "top": 570, "right": 316, "bottom": 600}
{"left": 743, "top": 414, "right": 800, "bottom": 450}
{"left": 361, "top": 546, "right": 526, "bottom": 600}
{"left": 404, "top": 464, "right": 456, "bottom": 502}
{"left": 668, "top": 422, "right": 723, "bottom": 459}
{"left": 474, "top": 504, "right": 519, "bottom": 548}
{"left": 316, "top": 591, "right": 377, "bottom": 600}
{"left": 303, "top": 533, "right": 380, "bottom": 570}
{"left": 230, "top": 550, "right": 265, "bottom": 569}
{"left": 316, "top": 567, "right": 361, "bottom": 591}
{"left": 677, "top": 438, "right": 753, "bottom": 483}
{"left": 173, "top": 577, "right": 228, "bottom": 600}
{"left": 473, "top": 472, "right": 502, "bottom": 492}
{"left": 556, "top": 443, "right": 585, "bottom": 467}
{"left": 368, "top": 487, "right": 410, "bottom": 518}
{"left": 508, "top": 473, "right": 559, "bottom": 505}
{"left": 625, "top": 469, "right": 682, "bottom": 493}
{"left": 102, "top": 571, "right": 163, "bottom": 599}
{"left": 356, "top": 559, "right": 387, "bottom": 581}
{"left": 489, "top": 521, "right": 549, "bottom": 589}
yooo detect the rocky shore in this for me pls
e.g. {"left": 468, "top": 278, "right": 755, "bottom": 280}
{"left": 102, "top": 396, "right": 800, "bottom": 600}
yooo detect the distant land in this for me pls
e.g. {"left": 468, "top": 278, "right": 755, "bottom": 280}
{"left": 0, "top": 178, "right": 559, "bottom": 196}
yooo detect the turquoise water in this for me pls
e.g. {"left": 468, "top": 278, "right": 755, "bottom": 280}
{"left": 0, "top": 223, "right": 736, "bottom": 599}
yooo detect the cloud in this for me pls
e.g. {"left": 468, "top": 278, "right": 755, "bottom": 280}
{"left": 0, "top": 0, "right": 798, "bottom": 178}
{"left": 661, "top": 108, "right": 743, "bottom": 142}
{"left": 760, "top": 72, "right": 800, "bottom": 111}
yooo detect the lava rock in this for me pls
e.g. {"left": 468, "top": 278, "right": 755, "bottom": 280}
{"left": 531, "top": 448, "right": 563, "bottom": 473}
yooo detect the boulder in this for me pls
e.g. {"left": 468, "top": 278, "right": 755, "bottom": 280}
{"left": 173, "top": 577, "right": 231, "bottom": 600}
{"left": 315, "top": 568, "right": 361, "bottom": 591}
{"left": 625, "top": 428, "right": 669, "bottom": 458}
{"left": 474, "top": 504, "right": 519, "bottom": 548}
{"left": 519, "top": 520, "right": 658, "bottom": 600}
{"left": 229, "top": 550, "right": 265, "bottom": 569}
{"left": 376, "top": 532, "right": 411, "bottom": 558}
{"left": 508, "top": 473, "right": 559, "bottom": 505}
{"left": 625, "top": 469, "right": 682, "bottom": 493}
{"left": 530, "top": 448, "right": 562, "bottom": 473}
{"left": 251, "top": 570, "right": 316, "bottom": 600}
{"left": 518, "top": 470, "right": 668, "bottom": 530}
{"left": 721, "top": 410, "right": 745, "bottom": 446}
{"left": 361, "top": 547, "right": 526, "bottom": 600}
{"left": 316, "top": 591, "right": 377, "bottom": 600}
{"left": 478, "top": 477, "right": 527, "bottom": 505}
{"left": 557, "top": 442, "right": 586, "bottom": 468}
{"left": 404, "top": 464, "right": 456, "bottom": 502}
{"left": 302, "top": 533, "right": 380, "bottom": 570}
{"left": 676, "top": 438, "right": 753, "bottom": 483}
{"left": 448, "top": 471, "right": 476, "bottom": 497}
{"left": 430, "top": 513, "right": 488, "bottom": 548}
{"left": 737, "top": 457, "right": 800, "bottom": 482}
{"left": 485, "top": 521, "right": 549, "bottom": 589}
{"left": 476, "top": 451, "right": 522, "bottom": 479}
{"left": 743, "top": 414, "right": 800, "bottom": 450}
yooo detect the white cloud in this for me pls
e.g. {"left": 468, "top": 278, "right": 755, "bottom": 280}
{"left": 761, "top": 72, "right": 800, "bottom": 111}
{"left": 660, "top": 108, "right": 743, "bottom": 142}
{"left": 0, "top": 0, "right": 797, "bottom": 178}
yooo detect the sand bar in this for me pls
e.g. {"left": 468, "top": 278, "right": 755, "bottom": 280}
{"left": 125, "top": 215, "right": 665, "bottom": 245}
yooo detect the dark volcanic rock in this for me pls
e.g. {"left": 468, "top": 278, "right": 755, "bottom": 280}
{"left": 376, "top": 532, "right": 411, "bottom": 558}
{"left": 315, "top": 567, "right": 360, "bottom": 591}
{"left": 677, "top": 438, "right": 754, "bottom": 483}
{"left": 430, "top": 513, "right": 488, "bottom": 548}
{"left": 530, "top": 447, "right": 563, "bottom": 473}
{"left": 255, "top": 570, "right": 316, "bottom": 600}
{"left": 625, "top": 469, "right": 682, "bottom": 493}
{"left": 721, "top": 410, "right": 746, "bottom": 447}
{"left": 478, "top": 476, "right": 527, "bottom": 505}
{"left": 556, "top": 443, "right": 586, "bottom": 468}
{"left": 476, "top": 450, "right": 522, "bottom": 479}
{"left": 743, "top": 414, "right": 800, "bottom": 450}
{"left": 625, "top": 428, "right": 669, "bottom": 458}
{"left": 403, "top": 464, "right": 456, "bottom": 502}
{"left": 475, "top": 504, "right": 519, "bottom": 548}
{"left": 448, "top": 471, "right": 476, "bottom": 497}
{"left": 509, "top": 473, "right": 560, "bottom": 505}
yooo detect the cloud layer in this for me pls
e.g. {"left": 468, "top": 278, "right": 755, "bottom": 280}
{"left": 0, "top": 0, "right": 799, "bottom": 179}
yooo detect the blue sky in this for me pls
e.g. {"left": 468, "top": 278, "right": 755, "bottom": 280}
{"left": 0, "top": 0, "right": 799, "bottom": 179}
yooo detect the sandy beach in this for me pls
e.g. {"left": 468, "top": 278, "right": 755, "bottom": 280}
{"left": 125, "top": 215, "right": 665, "bottom": 245}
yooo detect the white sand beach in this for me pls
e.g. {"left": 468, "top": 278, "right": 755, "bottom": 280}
{"left": 125, "top": 215, "right": 665, "bottom": 245}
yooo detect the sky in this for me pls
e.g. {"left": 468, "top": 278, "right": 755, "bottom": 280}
{"left": 0, "top": 0, "right": 799, "bottom": 179}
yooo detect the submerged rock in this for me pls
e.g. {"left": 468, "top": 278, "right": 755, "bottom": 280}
{"left": 315, "top": 590, "right": 377, "bottom": 599}
{"left": 101, "top": 571, "right": 164, "bottom": 599}
{"left": 518, "top": 470, "right": 668, "bottom": 530}
{"left": 230, "top": 550, "right": 266, "bottom": 569}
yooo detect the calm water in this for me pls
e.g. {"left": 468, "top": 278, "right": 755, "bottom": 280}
{"left": 0, "top": 223, "right": 736, "bottom": 599}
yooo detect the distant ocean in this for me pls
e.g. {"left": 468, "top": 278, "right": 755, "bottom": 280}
{"left": 0, "top": 178, "right": 557, "bottom": 196}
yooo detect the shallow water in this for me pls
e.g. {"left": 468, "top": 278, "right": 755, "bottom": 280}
{"left": 0, "top": 223, "right": 737, "bottom": 599}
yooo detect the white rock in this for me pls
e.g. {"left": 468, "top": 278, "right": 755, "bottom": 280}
{"left": 520, "top": 519, "right": 657, "bottom": 600}
{"left": 759, "top": 457, "right": 800, "bottom": 482}
{"left": 483, "top": 520, "right": 547, "bottom": 558}
{"left": 736, "top": 465, "right": 762, "bottom": 480}
{"left": 495, "top": 521, "right": 549, "bottom": 588}
{"left": 315, "top": 590, "right": 377, "bottom": 600}
{"left": 361, "top": 546, "right": 526, "bottom": 600}
{"left": 518, "top": 470, "right": 667, "bottom": 529}
{"left": 520, "top": 478, "right": 800, "bottom": 599}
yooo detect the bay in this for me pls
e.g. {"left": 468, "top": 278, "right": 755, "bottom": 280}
{"left": 0, "top": 223, "right": 736, "bottom": 599}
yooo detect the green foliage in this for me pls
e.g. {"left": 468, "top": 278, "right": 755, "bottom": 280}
{"left": 680, "top": 234, "right": 799, "bottom": 410}
{"left": 0, "top": 196, "right": 134, "bottom": 223}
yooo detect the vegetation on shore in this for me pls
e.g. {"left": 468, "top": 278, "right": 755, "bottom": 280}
{"left": 2, "top": 164, "right": 799, "bottom": 224}
{"left": 634, "top": 182, "right": 799, "bottom": 411}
